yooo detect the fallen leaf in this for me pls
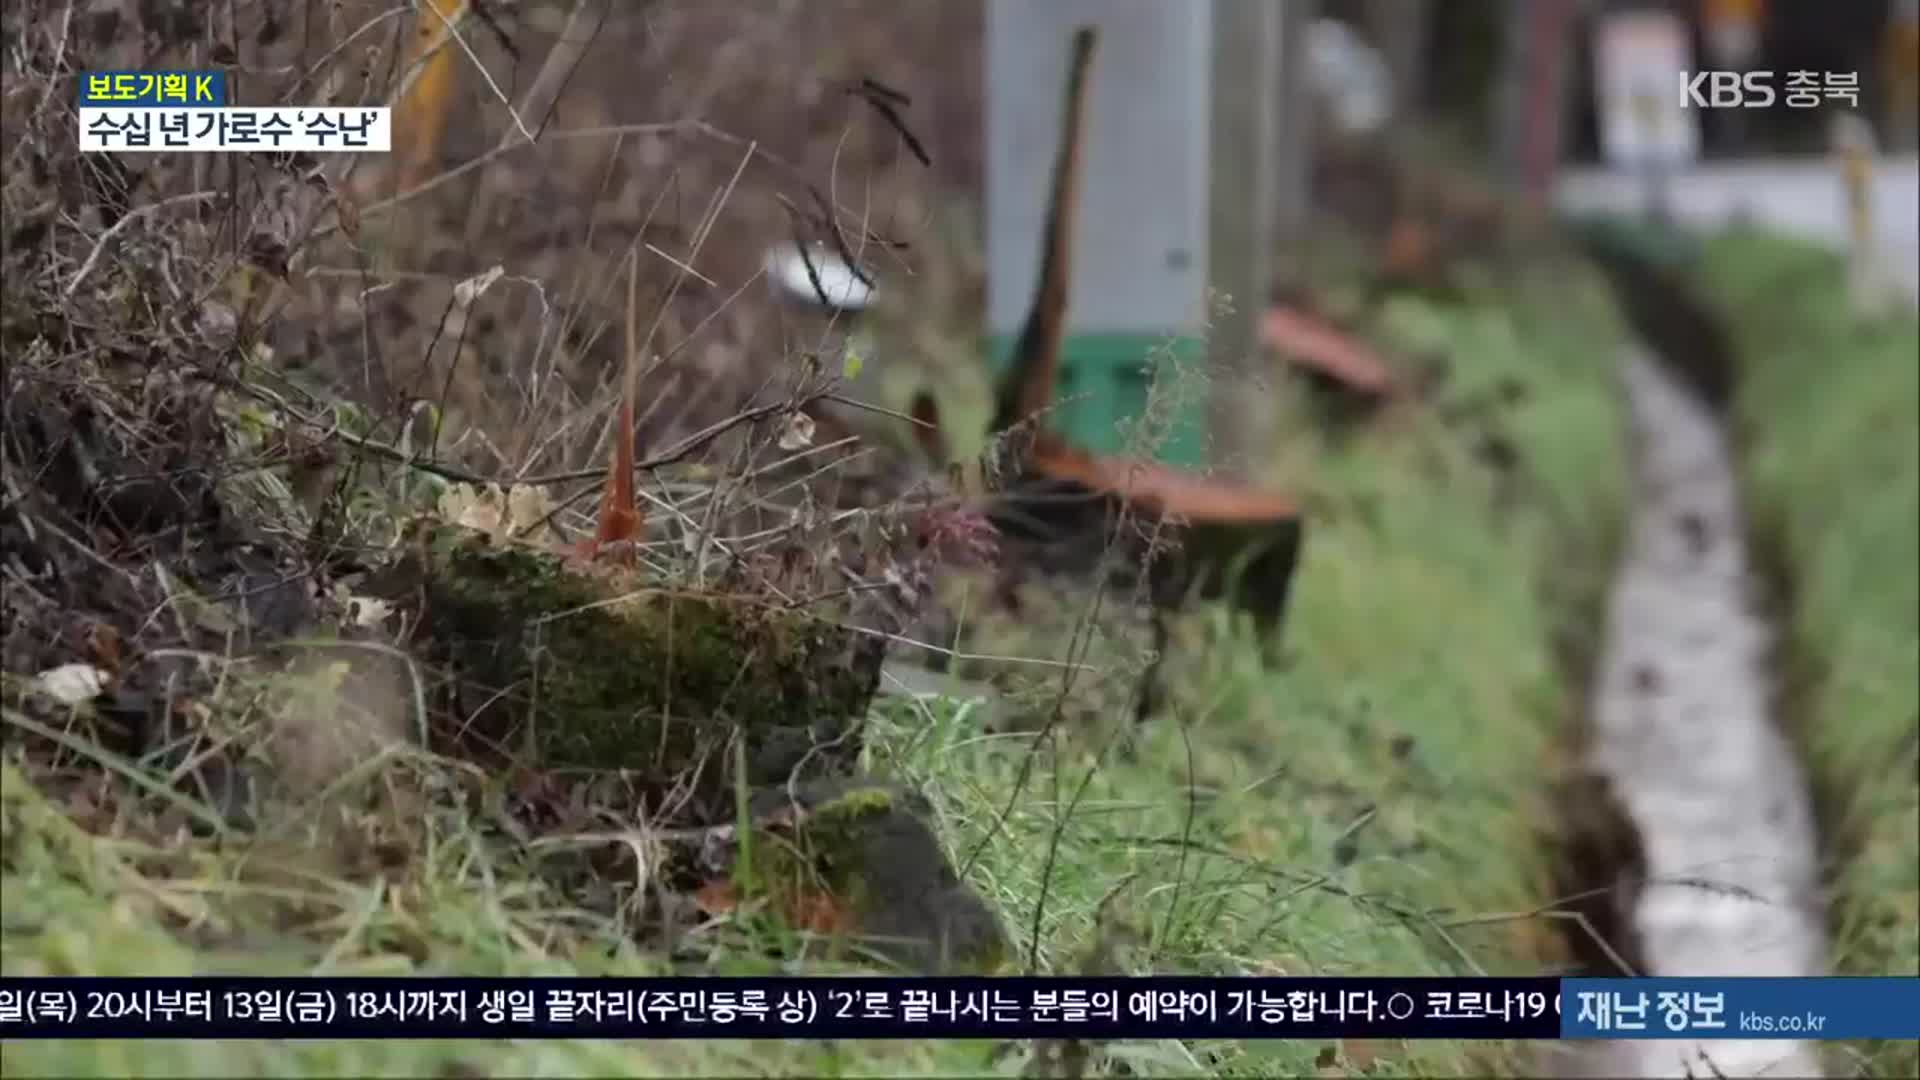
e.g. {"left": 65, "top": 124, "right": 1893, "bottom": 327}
{"left": 452, "top": 265, "right": 504, "bottom": 309}
{"left": 36, "top": 664, "right": 110, "bottom": 706}
{"left": 503, "top": 484, "right": 558, "bottom": 540}
{"left": 84, "top": 623, "right": 123, "bottom": 674}
{"left": 693, "top": 879, "right": 739, "bottom": 916}
{"left": 196, "top": 301, "right": 239, "bottom": 349}
{"left": 345, "top": 595, "right": 393, "bottom": 628}
{"left": 785, "top": 887, "right": 857, "bottom": 935}
{"left": 777, "top": 411, "right": 816, "bottom": 452}
{"left": 437, "top": 482, "right": 507, "bottom": 537}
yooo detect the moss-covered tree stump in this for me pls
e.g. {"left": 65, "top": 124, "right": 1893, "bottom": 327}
{"left": 374, "top": 524, "right": 883, "bottom": 818}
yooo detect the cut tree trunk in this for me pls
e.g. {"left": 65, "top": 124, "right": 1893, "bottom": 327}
{"left": 369, "top": 523, "right": 884, "bottom": 821}
{"left": 991, "top": 439, "right": 1306, "bottom": 644}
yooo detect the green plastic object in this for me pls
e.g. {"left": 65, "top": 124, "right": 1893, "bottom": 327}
{"left": 982, "top": 331, "right": 1210, "bottom": 467}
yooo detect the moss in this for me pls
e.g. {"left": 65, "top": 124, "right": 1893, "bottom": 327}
{"left": 384, "top": 526, "right": 882, "bottom": 815}
{"left": 810, "top": 784, "right": 897, "bottom": 823}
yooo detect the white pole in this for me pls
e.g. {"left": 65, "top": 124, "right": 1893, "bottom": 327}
{"left": 985, "top": 0, "right": 1213, "bottom": 461}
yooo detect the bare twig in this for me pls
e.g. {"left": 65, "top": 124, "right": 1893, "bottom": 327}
{"left": 4, "top": 0, "right": 75, "bottom": 176}
{"left": 497, "top": 0, "right": 612, "bottom": 148}
{"left": 643, "top": 242, "right": 718, "bottom": 289}
{"left": 823, "top": 392, "right": 938, "bottom": 432}
{"left": 278, "top": 6, "right": 411, "bottom": 105}
{"left": 223, "top": 370, "right": 815, "bottom": 491}
{"left": 65, "top": 191, "right": 223, "bottom": 298}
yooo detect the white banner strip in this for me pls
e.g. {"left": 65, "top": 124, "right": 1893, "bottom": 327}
{"left": 79, "top": 107, "right": 391, "bottom": 154}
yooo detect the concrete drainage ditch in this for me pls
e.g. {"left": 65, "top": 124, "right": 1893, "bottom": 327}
{"left": 1551, "top": 242, "right": 1830, "bottom": 1078}
{"left": 1562, "top": 348, "right": 1827, "bottom": 1078}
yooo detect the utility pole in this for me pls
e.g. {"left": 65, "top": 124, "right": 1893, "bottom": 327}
{"left": 1492, "top": 0, "right": 1580, "bottom": 201}
{"left": 1208, "top": 0, "right": 1284, "bottom": 475}
{"left": 1271, "top": 0, "right": 1318, "bottom": 294}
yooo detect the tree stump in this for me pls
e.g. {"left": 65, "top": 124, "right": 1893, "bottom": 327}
{"left": 370, "top": 523, "right": 885, "bottom": 821}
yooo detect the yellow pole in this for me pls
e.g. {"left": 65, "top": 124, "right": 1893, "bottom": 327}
{"left": 1833, "top": 116, "right": 1875, "bottom": 258}
{"left": 394, "top": 0, "right": 468, "bottom": 195}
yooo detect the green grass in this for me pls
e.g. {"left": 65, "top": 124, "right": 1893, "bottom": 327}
{"left": 1693, "top": 226, "right": 1920, "bottom": 1078}
{"left": 2, "top": 258, "right": 1630, "bottom": 1078}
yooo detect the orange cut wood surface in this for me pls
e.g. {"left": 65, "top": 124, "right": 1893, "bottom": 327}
{"left": 1262, "top": 305, "right": 1397, "bottom": 397}
{"left": 1029, "top": 441, "right": 1300, "bottom": 523}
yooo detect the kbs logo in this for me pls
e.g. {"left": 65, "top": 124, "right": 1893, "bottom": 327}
{"left": 1682, "top": 70, "right": 1861, "bottom": 108}
{"left": 1681, "top": 70, "right": 1775, "bottom": 107}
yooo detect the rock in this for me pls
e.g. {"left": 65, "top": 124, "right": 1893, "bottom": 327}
{"left": 706, "top": 778, "right": 1008, "bottom": 974}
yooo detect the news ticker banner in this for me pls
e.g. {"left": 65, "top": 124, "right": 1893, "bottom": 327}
{"left": 78, "top": 69, "right": 390, "bottom": 154}
{"left": 1, "top": 977, "right": 1916, "bottom": 1041}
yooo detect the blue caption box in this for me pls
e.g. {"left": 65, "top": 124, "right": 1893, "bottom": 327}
{"left": 0, "top": 976, "right": 1562, "bottom": 1040}
{"left": 1562, "top": 977, "right": 1920, "bottom": 1041}
{"left": 78, "top": 71, "right": 227, "bottom": 108}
